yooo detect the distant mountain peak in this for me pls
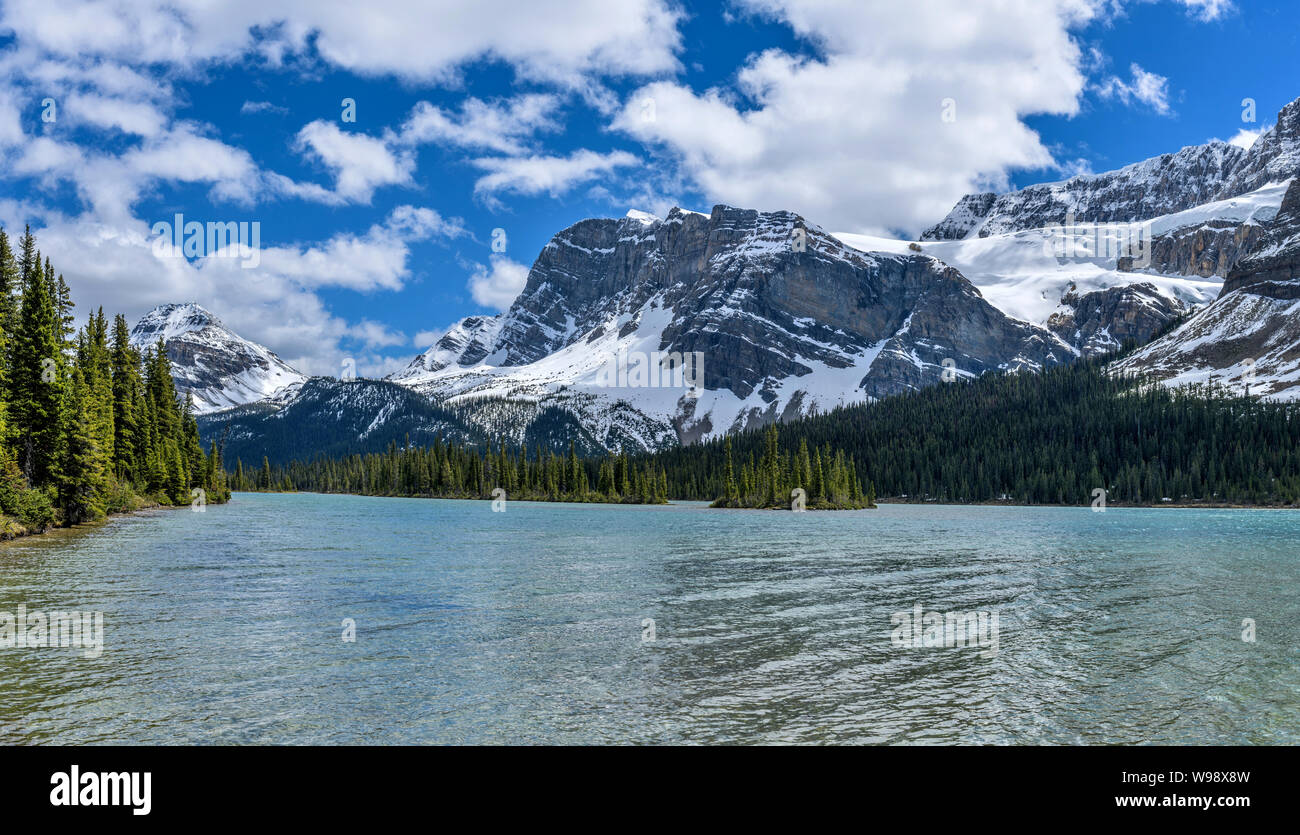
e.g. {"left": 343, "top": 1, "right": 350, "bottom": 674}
{"left": 130, "top": 302, "right": 222, "bottom": 343}
{"left": 130, "top": 303, "right": 305, "bottom": 414}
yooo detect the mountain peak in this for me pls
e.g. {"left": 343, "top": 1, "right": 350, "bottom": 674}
{"left": 129, "top": 303, "right": 304, "bottom": 413}
{"left": 130, "top": 302, "right": 223, "bottom": 343}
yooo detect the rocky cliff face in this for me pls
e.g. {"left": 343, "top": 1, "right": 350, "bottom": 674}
{"left": 1047, "top": 283, "right": 1187, "bottom": 356}
{"left": 1213, "top": 98, "right": 1300, "bottom": 200}
{"left": 923, "top": 97, "right": 1300, "bottom": 241}
{"left": 1221, "top": 178, "right": 1300, "bottom": 294}
{"left": 1120, "top": 221, "right": 1266, "bottom": 278}
{"left": 393, "top": 206, "right": 1074, "bottom": 448}
{"left": 922, "top": 142, "right": 1245, "bottom": 240}
{"left": 1112, "top": 180, "right": 1300, "bottom": 399}
{"left": 130, "top": 303, "right": 306, "bottom": 413}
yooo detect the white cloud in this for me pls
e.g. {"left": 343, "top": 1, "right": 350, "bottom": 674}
{"left": 1226, "top": 127, "right": 1262, "bottom": 150}
{"left": 0, "top": 88, "right": 22, "bottom": 147}
{"left": 0, "top": 0, "right": 685, "bottom": 378}
{"left": 240, "top": 100, "right": 288, "bottom": 116}
{"left": 467, "top": 255, "right": 529, "bottom": 311}
{"left": 395, "top": 94, "right": 561, "bottom": 154}
{"left": 0, "top": 0, "right": 1242, "bottom": 376}
{"left": 612, "top": 0, "right": 1099, "bottom": 235}
{"left": 348, "top": 319, "right": 409, "bottom": 349}
{"left": 13, "top": 136, "right": 86, "bottom": 179}
{"left": 125, "top": 124, "right": 260, "bottom": 189}
{"left": 66, "top": 92, "right": 167, "bottom": 136}
{"left": 244, "top": 205, "right": 466, "bottom": 292}
{"left": 413, "top": 328, "right": 447, "bottom": 348}
{"left": 355, "top": 353, "right": 417, "bottom": 379}
{"left": 0, "top": 202, "right": 464, "bottom": 377}
{"left": 1174, "top": 0, "right": 1234, "bottom": 21}
{"left": 293, "top": 120, "right": 414, "bottom": 204}
{"left": 472, "top": 149, "right": 639, "bottom": 199}
{"left": 1097, "top": 62, "right": 1172, "bottom": 115}
{"left": 0, "top": 0, "right": 683, "bottom": 85}
{"left": 1056, "top": 157, "right": 1095, "bottom": 179}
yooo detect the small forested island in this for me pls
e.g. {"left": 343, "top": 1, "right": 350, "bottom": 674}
{"left": 231, "top": 439, "right": 671, "bottom": 504}
{"left": 0, "top": 226, "right": 229, "bottom": 539}
{"left": 707, "top": 430, "right": 876, "bottom": 510}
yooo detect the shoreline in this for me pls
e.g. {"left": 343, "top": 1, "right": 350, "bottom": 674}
{"left": 874, "top": 498, "right": 1300, "bottom": 510}
{"left": 0, "top": 497, "right": 231, "bottom": 546}
{"left": 232, "top": 490, "right": 1300, "bottom": 511}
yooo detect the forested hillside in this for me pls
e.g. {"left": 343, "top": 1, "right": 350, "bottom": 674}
{"left": 233, "top": 439, "right": 671, "bottom": 504}
{"left": 0, "top": 225, "right": 229, "bottom": 536}
{"left": 646, "top": 361, "right": 1300, "bottom": 506}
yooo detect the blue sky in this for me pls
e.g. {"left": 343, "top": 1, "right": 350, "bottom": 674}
{"left": 0, "top": 0, "right": 1296, "bottom": 377}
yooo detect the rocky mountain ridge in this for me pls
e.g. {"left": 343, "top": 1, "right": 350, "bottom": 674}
{"left": 130, "top": 303, "right": 306, "bottom": 413}
{"left": 923, "top": 98, "right": 1300, "bottom": 242}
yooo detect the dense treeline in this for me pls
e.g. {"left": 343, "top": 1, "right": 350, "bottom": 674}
{"left": 647, "top": 360, "right": 1300, "bottom": 506}
{"left": 709, "top": 427, "right": 874, "bottom": 509}
{"left": 230, "top": 438, "right": 670, "bottom": 504}
{"left": 0, "top": 225, "right": 229, "bottom": 535}
{"left": 233, "top": 423, "right": 874, "bottom": 510}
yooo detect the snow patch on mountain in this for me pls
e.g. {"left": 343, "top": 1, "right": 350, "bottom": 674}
{"left": 834, "top": 181, "right": 1291, "bottom": 327}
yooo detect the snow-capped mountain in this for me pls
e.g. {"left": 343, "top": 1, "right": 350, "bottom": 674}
{"left": 1113, "top": 178, "right": 1300, "bottom": 400}
{"left": 834, "top": 179, "right": 1291, "bottom": 341}
{"left": 923, "top": 97, "right": 1300, "bottom": 241}
{"left": 390, "top": 205, "right": 1079, "bottom": 450}
{"left": 130, "top": 303, "right": 306, "bottom": 413}
{"left": 386, "top": 95, "right": 1300, "bottom": 450}
{"left": 184, "top": 93, "right": 1300, "bottom": 461}
{"left": 195, "top": 377, "right": 479, "bottom": 466}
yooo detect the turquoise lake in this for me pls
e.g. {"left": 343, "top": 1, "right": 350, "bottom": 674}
{"left": 1, "top": 492, "right": 1296, "bottom": 744}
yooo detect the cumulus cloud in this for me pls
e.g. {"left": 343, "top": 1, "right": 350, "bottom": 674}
{"left": 66, "top": 92, "right": 167, "bottom": 136}
{"left": 612, "top": 0, "right": 1098, "bottom": 236}
{"left": 1226, "top": 127, "right": 1262, "bottom": 150}
{"left": 395, "top": 94, "right": 561, "bottom": 154}
{"left": 348, "top": 320, "right": 409, "bottom": 349}
{"left": 467, "top": 255, "right": 530, "bottom": 311}
{"left": 293, "top": 120, "right": 415, "bottom": 204}
{"left": 1097, "top": 62, "right": 1172, "bottom": 115}
{"left": 0, "top": 202, "right": 465, "bottom": 377}
{"left": 0, "top": 0, "right": 683, "bottom": 85}
{"left": 0, "top": 0, "right": 686, "bottom": 375}
{"left": 472, "top": 149, "right": 639, "bottom": 200}
{"left": 0, "top": 0, "right": 1240, "bottom": 374}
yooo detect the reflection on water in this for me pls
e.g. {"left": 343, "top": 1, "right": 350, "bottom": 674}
{"left": 0, "top": 493, "right": 1296, "bottom": 744}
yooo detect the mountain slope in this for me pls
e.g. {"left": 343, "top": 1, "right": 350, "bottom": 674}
{"left": 130, "top": 303, "right": 305, "bottom": 413}
{"left": 196, "top": 377, "right": 480, "bottom": 467}
{"left": 922, "top": 97, "right": 1300, "bottom": 241}
{"left": 1113, "top": 178, "right": 1300, "bottom": 400}
{"left": 391, "top": 205, "right": 1076, "bottom": 450}
{"left": 839, "top": 178, "right": 1293, "bottom": 358}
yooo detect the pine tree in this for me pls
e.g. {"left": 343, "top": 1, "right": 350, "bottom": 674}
{"left": 10, "top": 234, "right": 63, "bottom": 484}
{"left": 57, "top": 367, "right": 107, "bottom": 523}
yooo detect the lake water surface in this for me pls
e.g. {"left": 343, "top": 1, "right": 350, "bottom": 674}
{"left": 1, "top": 492, "right": 1296, "bottom": 744}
